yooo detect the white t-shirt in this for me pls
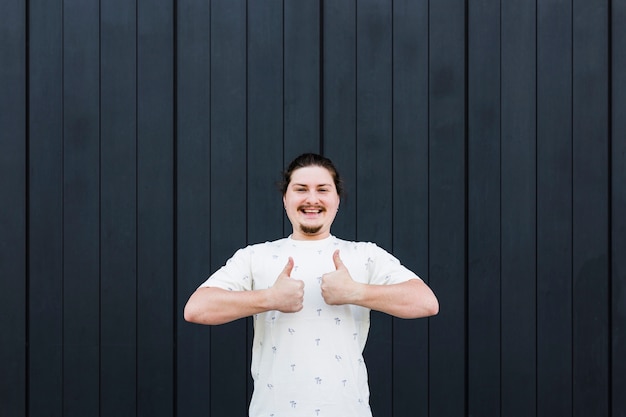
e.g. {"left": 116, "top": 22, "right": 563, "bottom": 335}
{"left": 200, "top": 235, "right": 420, "bottom": 417}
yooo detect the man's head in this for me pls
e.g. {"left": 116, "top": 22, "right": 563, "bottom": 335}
{"left": 281, "top": 153, "right": 343, "bottom": 240}
{"left": 279, "top": 153, "right": 344, "bottom": 198}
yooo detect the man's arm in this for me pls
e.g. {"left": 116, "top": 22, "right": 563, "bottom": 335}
{"left": 351, "top": 278, "right": 438, "bottom": 318}
{"left": 184, "top": 257, "right": 304, "bottom": 325}
{"left": 321, "top": 250, "right": 439, "bottom": 319}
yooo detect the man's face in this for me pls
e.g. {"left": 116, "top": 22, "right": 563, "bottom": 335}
{"left": 283, "top": 165, "right": 340, "bottom": 240}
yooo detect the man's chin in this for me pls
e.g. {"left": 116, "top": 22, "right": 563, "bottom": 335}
{"left": 299, "top": 224, "right": 323, "bottom": 235}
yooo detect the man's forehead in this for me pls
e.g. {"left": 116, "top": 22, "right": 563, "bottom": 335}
{"left": 290, "top": 166, "right": 334, "bottom": 181}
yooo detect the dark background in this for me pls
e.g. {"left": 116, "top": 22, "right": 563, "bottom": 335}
{"left": 1, "top": 0, "right": 625, "bottom": 416}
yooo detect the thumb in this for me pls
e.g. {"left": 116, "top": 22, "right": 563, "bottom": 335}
{"left": 282, "top": 257, "right": 294, "bottom": 277}
{"left": 332, "top": 250, "right": 345, "bottom": 270}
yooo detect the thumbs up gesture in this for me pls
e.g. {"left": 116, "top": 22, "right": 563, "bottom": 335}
{"left": 321, "top": 250, "right": 362, "bottom": 306}
{"left": 268, "top": 257, "right": 305, "bottom": 313}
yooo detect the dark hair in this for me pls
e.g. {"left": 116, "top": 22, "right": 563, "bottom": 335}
{"left": 279, "top": 153, "right": 344, "bottom": 197}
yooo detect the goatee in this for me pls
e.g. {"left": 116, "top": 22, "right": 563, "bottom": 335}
{"left": 299, "top": 224, "right": 323, "bottom": 235}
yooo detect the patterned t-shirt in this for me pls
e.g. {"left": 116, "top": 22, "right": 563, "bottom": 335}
{"left": 199, "top": 235, "right": 421, "bottom": 417}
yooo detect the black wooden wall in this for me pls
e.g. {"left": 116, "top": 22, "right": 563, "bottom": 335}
{"left": 1, "top": 0, "right": 625, "bottom": 416}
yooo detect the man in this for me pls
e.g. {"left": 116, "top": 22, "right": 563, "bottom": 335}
{"left": 184, "top": 153, "right": 438, "bottom": 417}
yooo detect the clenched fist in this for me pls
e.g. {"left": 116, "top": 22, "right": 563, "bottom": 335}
{"left": 268, "top": 257, "right": 305, "bottom": 313}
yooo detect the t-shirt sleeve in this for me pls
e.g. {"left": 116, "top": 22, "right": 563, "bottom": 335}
{"left": 366, "top": 243, "right": 423, "bottom": 285}
{"left": 198, "top": 246, "right": 253, "bottom": 291}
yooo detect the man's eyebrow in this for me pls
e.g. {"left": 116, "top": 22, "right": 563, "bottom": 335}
{"left": 291, "top": 183, "right": 334, "bottom": 188}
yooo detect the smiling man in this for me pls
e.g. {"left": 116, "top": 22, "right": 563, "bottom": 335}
{"left": 184, "top": 153, "right": 439, "bottom": 417}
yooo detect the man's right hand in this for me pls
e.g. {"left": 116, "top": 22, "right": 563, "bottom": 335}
{"left": 268, "top": 257, "right": 305, "bottom": 313}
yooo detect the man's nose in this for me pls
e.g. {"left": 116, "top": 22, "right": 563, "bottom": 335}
{"left": 304, "top": 191, "right": 319, "bottom": 203}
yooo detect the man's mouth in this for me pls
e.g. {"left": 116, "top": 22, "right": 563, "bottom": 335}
{"left": 299, "top": 206, "right": 324, "bottom": 215}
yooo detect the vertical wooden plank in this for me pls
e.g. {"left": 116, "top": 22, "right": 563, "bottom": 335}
{"left": 322, "top": 0, "right": 357, "bottom": 240}
{"left": 428, "top": 0, "right": 466, "bottom": 415}
{"left": 354, "top": 0, "right": 393, "bottom": 242}
{"left": 247, "top": 0, "right": 284, "bottom": 403}
{"left": 536, "top": 1, "right": 573, "bottom": 416}
{"left": 467, "top": 0, "right": 501, "bottom": 416}
{"left": 283, "top": 0, "right": 320, "bottom": 163}
{"left": 176, "top": 0, "right": 211, "bottom": 415}
{"left": 572, "top": 0, "right": 610, "bottom": 416}
{"left": 355, "top": 1, "right": 393, "bottom": 415}
{"left": 62, "top": 0, "right": 101, "bottom": 414}
{"left": 500, "top": 1, "right": 537, "bottom": 416}
{"left": 100, "top": 0, "right": 137, "bottom": 414}
{"left": 28, "top": 0, "right": 64, "bottom": 415}
{"left": 248, "top": 0, "right": 284, "bottom": 244}
{"left": 137, "top": 0, "right": 174, "bottom": 414}
{"left": 612, "top": 1, "right": 626, "bottom": 415}
{"left": 0, "top": 0, "right": 26, "bottom": 415}
{"left": 209, "top": 1, "right": 248, "bottom": 415}
{"left": 391, "top": 0, "right": 430, "bottom": 415}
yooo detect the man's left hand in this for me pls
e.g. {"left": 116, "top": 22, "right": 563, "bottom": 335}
{"left": 321, "top": 250, "right": 363, "bottom": 305}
